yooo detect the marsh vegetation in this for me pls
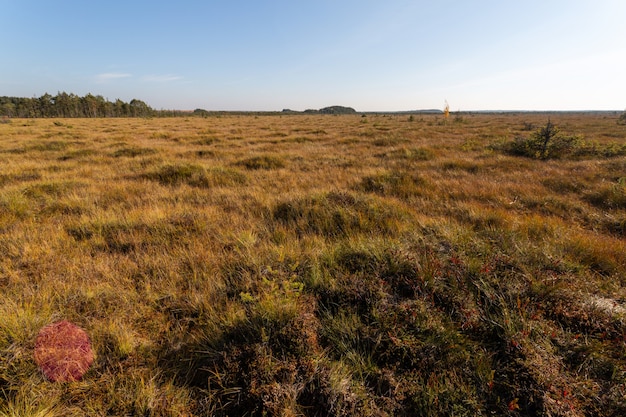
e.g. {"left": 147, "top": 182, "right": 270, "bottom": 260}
{"left": 1, "top": 113, "right": 625, "bottom": 416}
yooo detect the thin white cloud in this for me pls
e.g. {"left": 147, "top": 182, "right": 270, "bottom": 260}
{"left": 95, "top": 72, "right": 132, "bottom": 83}
{"left": 141, "top": 74, "right": 183, "bottom": 83}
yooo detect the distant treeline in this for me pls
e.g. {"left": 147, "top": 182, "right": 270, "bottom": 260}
{"left": 283, "top": 105, "right": 358, "bottom": 115}
{"left": 0, "top": 93, "right": 158, "bottom": 118}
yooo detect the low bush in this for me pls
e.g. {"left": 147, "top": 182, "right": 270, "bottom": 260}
{"left": 499, "top": 120, "right": 581, "bottom": 159}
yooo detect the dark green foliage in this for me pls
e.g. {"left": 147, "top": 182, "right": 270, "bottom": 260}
{"left": 311, "top": 244, "right": 536, "bottom": 416}
{"left": 0, "top": 93, "right": 154, "bottom": 118}
{"left": 158, "top": 279, "right": 331, "bottom": 416}
{"left": 163, "top": 240, "right": 512, "bottom": 416}
{"left": 193, "top": 108, "right": 210, "bottom": 117}
{"left": 548, "top": 140, "right": 626, "bottom": 158}
{"left": 500, "top": 120, "right": 581, "bottom": 159}
{"left": 300, "top": 106, "right": 357, "bottom": 115}
{"left": 319, "top": 106, "right": 357, "bottom": 115}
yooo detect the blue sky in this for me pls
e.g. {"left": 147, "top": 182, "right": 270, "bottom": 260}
{"left": 2, "top": 0, "right": 625, "bottom": 111}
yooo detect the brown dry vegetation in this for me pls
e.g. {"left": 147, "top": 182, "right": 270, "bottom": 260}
{"left": 1, "top": 113, "right": 625, "bottom": 416}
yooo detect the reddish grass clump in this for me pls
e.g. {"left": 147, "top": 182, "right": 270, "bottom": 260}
{"left": 34, "top": 320, "right": 93, "bottom": 382}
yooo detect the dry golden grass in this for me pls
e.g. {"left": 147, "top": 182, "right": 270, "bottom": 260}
{"left": 1, "top": 113, "right": 625, "bottom": 416}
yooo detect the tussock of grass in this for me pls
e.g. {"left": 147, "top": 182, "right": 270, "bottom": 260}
{"left": 272, "top": 192, "right": 407, "bottom": 238}
{"left": 0, "top": 388, "right": 61, "bottom": 417}
{"left": 371, "top": 136, "right": 408, "bottom": 147}
{"left": 357, "top": 171, "right": 428, "bottom": 199}
{"left": 143, "top": 163, "right": 247, "bottom": 187}
{"left": 29, "top": 140, "right": 70, "bottom": 152}
{"left": 194, "top": 136, "right": 220, "bottom": 145}
{"left": 376, "top": 146, "right": 435, "bottom": 161}
{"left": 0, "top": 170, "right": 42, "bottom": 186}
{"left": 235, "top": 155, "right": 285, "bottom": 170}
{"left": 282, "top": 136, "right": 315, "bottom": 144}
{"left": 58, "top": 149, "right": 98, "bottom": 161}
{"left": 440, "top": 159, "right": 481, "bottom": 173}
{"left": 584, "top": 180, "right": 626, "bottom": 209}
{"left": 23, "top": 180, "right": 80, "bottom": 198}
{"left": 111, "top": 146, "right": 158, "bottom": 158}
{"left": 1, "top": 114, "right": 626, "bottom": 415}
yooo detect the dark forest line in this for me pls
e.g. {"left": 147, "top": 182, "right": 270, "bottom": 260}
{"left": 0, "top": 92, "right": 182, "bottom": 118}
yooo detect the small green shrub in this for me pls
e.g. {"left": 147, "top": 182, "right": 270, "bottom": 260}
{"left": 499, "top": 120, "right": 581, "bottom": 159}
{"left": 565, "top": 140, "right": 626, "bottom": 158}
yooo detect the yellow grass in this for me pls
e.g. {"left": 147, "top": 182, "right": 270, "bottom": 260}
{"left": 1, "top": 113, "right": 625, "bottom": 415}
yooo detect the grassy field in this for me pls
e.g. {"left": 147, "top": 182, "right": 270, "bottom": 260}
{"left": 1, "top": 113, "right": 625, "bottom": 416}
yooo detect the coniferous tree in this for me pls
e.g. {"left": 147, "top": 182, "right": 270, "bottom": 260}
{"left": 0, "top": 93, "right": 155, "bottom": 118}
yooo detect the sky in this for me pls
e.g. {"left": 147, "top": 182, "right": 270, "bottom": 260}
{"left": 1, "top": 0, "right": 625, "bottom": 111}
